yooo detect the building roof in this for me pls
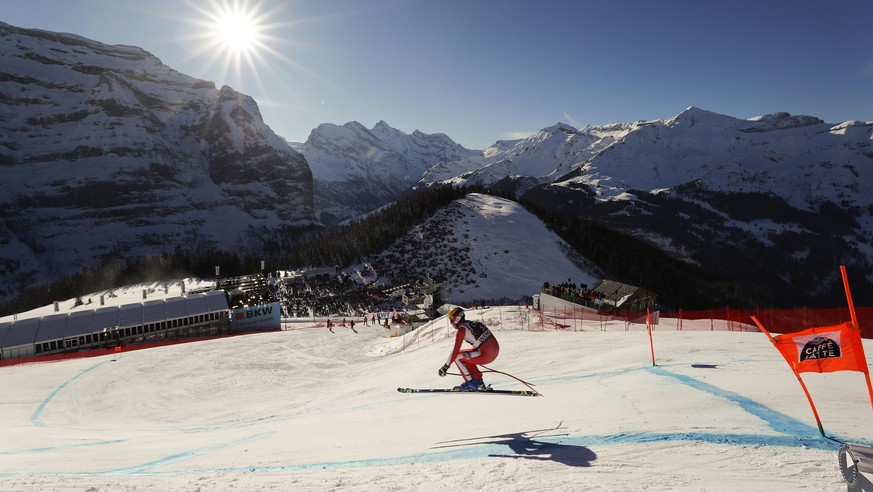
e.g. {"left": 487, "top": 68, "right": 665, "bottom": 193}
{"left": 2, "top": 291, "right": 229, "bottom": 349}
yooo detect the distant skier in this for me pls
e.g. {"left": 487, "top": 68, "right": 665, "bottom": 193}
{"left": 438, "top": 307, "right": 500, "bottom": 391}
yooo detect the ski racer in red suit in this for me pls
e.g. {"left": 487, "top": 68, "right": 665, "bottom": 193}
{"left": 438, "top": 307, "right": 500, "bottom": 391}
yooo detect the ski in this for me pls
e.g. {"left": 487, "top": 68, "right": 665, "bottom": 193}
{"left": 397, "top": 387, "right": 541, "bottom": 397}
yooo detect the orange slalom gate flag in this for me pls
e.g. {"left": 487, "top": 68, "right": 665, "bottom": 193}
{"left": 770, "top": 322, "right": 869, "bottom": 374}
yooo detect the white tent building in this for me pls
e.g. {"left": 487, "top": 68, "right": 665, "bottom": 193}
{"left": 0, "top": 291, "right": 229, "bottom": 361}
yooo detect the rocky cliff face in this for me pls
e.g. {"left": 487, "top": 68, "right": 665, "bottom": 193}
{"left": 0, "top": 22, "right": 315, "bottom": 299}
{"left": 297, "top": 120, "right": 478, "bottom": 225}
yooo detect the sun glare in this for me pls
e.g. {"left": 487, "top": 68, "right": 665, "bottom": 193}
{"left": 182, "top": 0, "right": 280, "bottom": 89}
{"left": 214, "top": 8, "right": 259, "bottom": 54}
{"left": 181, "top": 0, "right": 320, "bottom": 99}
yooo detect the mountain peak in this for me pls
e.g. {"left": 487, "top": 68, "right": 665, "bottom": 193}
{"left": 299, "top": 120, "right": 479, "bottom": 225}
{"left": 541, "top": 122, "right": 579, "bottom": 135}
{"left": 674, "top": 106, "right": 723, "bottom": 120}
{"left": 666, "top": 107, "right": 739, "bottom": 131}
{"left": 342, "top": 121, "right": 367, "bottom": 132}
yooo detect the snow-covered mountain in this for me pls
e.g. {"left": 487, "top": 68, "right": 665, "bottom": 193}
{"left": 3, "top": 21, "right": 872, "bottom": 308}
{"left": 297, "top": 120, "right": 478, "bottom": 225}
{"left": 0, "top": 22, "right": 315, "bottom": 300}
{"left": 420, "top": 107, "right": 873, "bottom": 213}
{"left": 410, "top": 107, "right": 873, "bottom": 306}
{"left": 417, "top": 121, "right": 638, "bottom": 192}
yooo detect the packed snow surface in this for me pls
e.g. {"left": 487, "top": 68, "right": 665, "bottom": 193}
{"left": 1, "top": 307, "right": 871, "bottom": 491}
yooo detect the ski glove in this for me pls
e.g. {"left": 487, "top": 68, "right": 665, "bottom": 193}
{"left": 438, "top": 364, "right": 450, "bottom": 377}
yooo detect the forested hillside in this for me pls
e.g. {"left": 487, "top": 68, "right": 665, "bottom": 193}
{"left": 1, "top": 187, "right": 767, "bottom": 317}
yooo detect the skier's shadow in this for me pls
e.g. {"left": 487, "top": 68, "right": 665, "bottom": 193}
{"left": 434, "top": 423, "right": 596, "bottom": 467}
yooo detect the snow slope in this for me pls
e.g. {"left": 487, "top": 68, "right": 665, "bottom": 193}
{"left": 1, "top": 307, "right": 870, "bottom": 491}
{"left": 361, "top": 193, "right": 600, "bottom": 304}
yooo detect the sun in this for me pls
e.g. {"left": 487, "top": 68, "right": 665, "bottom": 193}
{"left": 182, "top": 0, "right": 279, "bottom": 88}
{"left": 180, "top": 0, "right": 320, "bottom": 97}
{"left": 211, "top": 4, "right": 261, "bottom": 55}
{"left": 213, "top": 10, "right": 259, "bottom": 54}
{"left": 185, "top": 0, "right": 273, "bottom": 64}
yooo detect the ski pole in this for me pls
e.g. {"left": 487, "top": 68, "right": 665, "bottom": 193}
{"left": 480, "top": 365, "right": 540, "bottom": 395}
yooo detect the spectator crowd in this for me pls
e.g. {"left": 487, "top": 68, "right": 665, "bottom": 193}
{"left": 542, "top": 279, "right": 606, "bottom": 309}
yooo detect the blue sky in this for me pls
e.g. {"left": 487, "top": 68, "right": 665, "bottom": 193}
{"left": 3, "top": 0, "right": 872, "bottom": 149}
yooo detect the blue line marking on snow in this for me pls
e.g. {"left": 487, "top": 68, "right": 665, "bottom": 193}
{"left": 647, "top": 365, "right": 871, "bottom": 447}
{"left": 0, "top": 429, "right": 841, "bottom": 478}
{"left": 103, "top": 431, "right": 275, "bottom": 475}
{"left": 31, "top": 360, "right": 111, "bottom": 426}
{"left": 0, "top": 439, "right": 128, "bottom": 456}
{"left": 5, "top": 360, "right": 864, "bottom": 478}
{"left": 647, "top": 365, "right": 822, "bottom": 437}
{"left": 530, "top": 363, "right": 860, "bottom": 444}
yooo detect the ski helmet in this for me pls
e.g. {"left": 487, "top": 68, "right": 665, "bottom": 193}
{"left": 448, "top": 307, "right": 464, "bottom": 325}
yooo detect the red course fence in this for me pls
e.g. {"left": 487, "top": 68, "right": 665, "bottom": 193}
{"left": 662, "top": 306, "right": 873, "bottom": 339}
{"left": 527, "top": 305, "right": 873, "bottom": 339}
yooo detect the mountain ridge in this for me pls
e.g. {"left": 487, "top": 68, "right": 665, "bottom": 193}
{"left": 2, "top": 21, "right": 872, "bottom": 308}
{"left": 298, "top": 119, "right": 478, "bottom": 225}
{"left": 0, "top": 22, "right": 315, "bottom": 300}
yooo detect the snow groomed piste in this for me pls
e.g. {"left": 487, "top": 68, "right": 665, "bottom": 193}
{"left": 1, "top": 307, "right": 870, "bottom": 490}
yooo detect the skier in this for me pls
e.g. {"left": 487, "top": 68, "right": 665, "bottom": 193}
{"left": 438, "top": 307, "right": 500, "bottom": 391}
